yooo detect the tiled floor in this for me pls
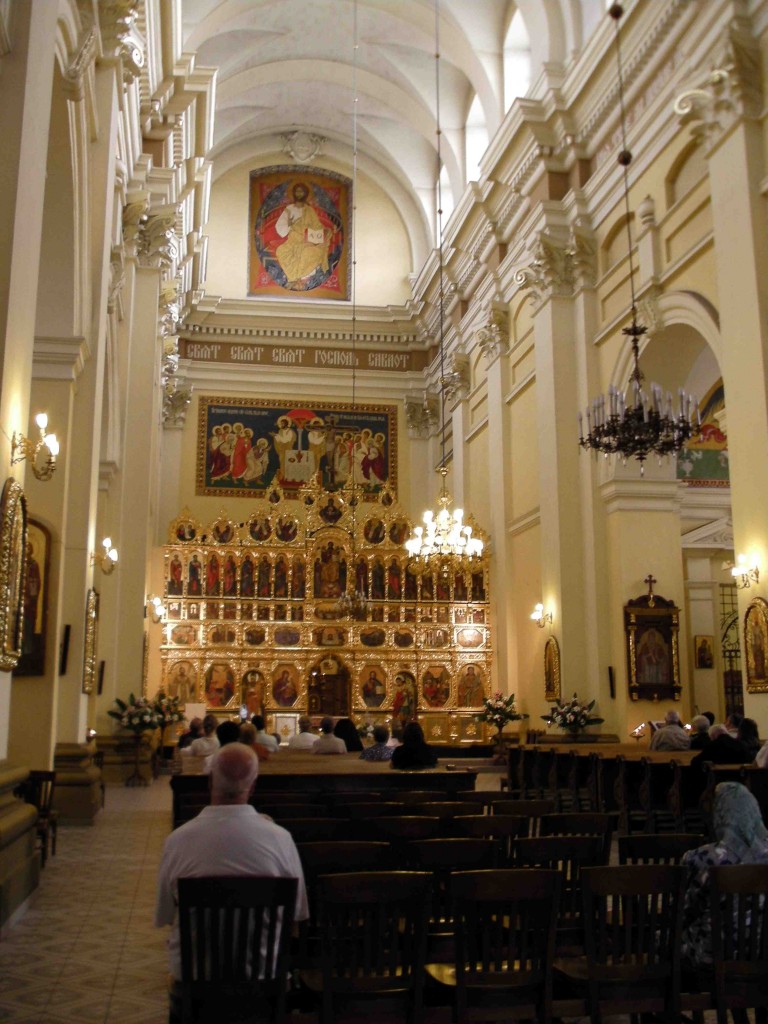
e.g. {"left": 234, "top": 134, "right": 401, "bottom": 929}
{"left": 0, "top": 780, "right": 173, "bottom": 1024}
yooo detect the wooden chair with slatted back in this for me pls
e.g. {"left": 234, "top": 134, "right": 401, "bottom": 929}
{"left": 280, "top": 818, "right": 345, "bottom": 843}
{"left": 301, "top": 871, "right": 431, "bottom": 1024}
{"left": 295, "top": 841, "right": 390, "bottom": 968}
{"left": 426, "top": 868, "right": 561, "bottom": 1023}
{"left": 19, "top": 770, "right": 58, "bottom": 867}
{"left": 455, "top": 790, "right": 516, "bottom": 814}
{"left": 360, "top": 815, "right": 440, "bottom": 865}
{"left": 177, "top": 875, "right": 298, "bottom": 1024}
{"left": 492, "top": 799, "right": 556, "bottom": 837}
{"left": 258, "top": 803, "right": 328, "bottom": 820}
{"left": 618, "top": 832, "right": 702, "bottom": 865}
{"left": 406, "top": 838, "right": 498, "bottom": 961}
{"left": 710, "top": 864, "right": 768, "bottom": 1024}
{"left": 388, "top": 789, "right": 445, "bottom": 805}
{"left": 418, "top": 801, "right": 482, "bottom": 836}
{"left": 454, "top": 814, "right": 528, "bottom": 866}
{"left": 555, "top": 864, "right": 686, "bottom": 1024}
{"left": 514, "top": 834, "right": 607, "bottom": 956}
{"left": 538, "top": 812, "right": 613, "bottom": 863}
{"left": 342, "top": 802, "right": 405, "bottom": 820}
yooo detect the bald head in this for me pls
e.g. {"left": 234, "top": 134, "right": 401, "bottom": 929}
{"left": 665, "top": 710, "right": 681, "bottom": 726}
{"left": 210, "top": 744, "right": 259, "bottom": 804}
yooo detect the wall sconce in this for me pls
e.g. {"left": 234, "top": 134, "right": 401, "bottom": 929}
{"left": 630, "top": 722, "right": 646, "bottom": 742}
{"left": 146, "top": 595, "right": 165, "bottom": 623}
{"left": 723, "top": 554, "right": 759, "bottom": 590}
{"left": 10, "top": 412, "right": 59, "bottom": 481}
{"left": 530, "top": 602, "right": 553, "bottom": 629}
{"left": 91, "top": 537, "right": 119, "bottom": 575}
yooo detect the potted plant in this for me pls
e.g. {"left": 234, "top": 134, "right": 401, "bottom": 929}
{"left": 542, "top": 693, "right": 604, "bottom": 739}
{"left": 477, "top": 692, "right": 528, "bottom": 762}
{"left": 108, "top": 694, "right": 160, "bottom": 786}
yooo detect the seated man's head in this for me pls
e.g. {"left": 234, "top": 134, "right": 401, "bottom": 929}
{"left": 297, "top": 715, "right": 312, "bottom": 734}
{"left": 239, "top": 722, "right": 258, "bottom": 747}
{"left": 189, "top": 717, "right": 203, "bottom": 736}
{"left": 216, "top": 720, "right": 241, "bottom": 747}
{"left": 251, "top": 714, "right": 266, "bottom": 731}
{"left": 320, "top": 716, "right": 334, "bottom": 735}
{"left": 690, "top": 714, "right": 710, "bottom": 735}
{"left": 202, "top": 714, "right": 217, "bottom": 736}
{"left": 373, "top": 724, "right": 389, "bottom": 745}
{"left": 665, "top": 710, "right": 682, "bottom": 726}
{"left": 210, "top": 744, "right": 259, "bottom": 805}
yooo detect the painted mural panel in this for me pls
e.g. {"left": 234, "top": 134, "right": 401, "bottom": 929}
{"left": 677, "top": 381, "right": 728, "bottom": 486}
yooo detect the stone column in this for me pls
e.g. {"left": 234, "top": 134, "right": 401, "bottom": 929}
{"left": 676, "top": 23, "right": 768, "bottom": 723}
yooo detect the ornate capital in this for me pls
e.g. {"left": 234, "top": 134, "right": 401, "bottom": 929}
{"left": 62, "top": 26, "right": 98, "bottom": 101}
{"left": 137, "top": 207, "right": 179, "bottom": 270}
{"left": 162, "top": 379, "right": 193, "bottom": 429}
{"left": 514, "top": 233, "right": 573, "bottom": 308}
{"left": 100, "top": 0, "right": 145, "bottom": 83}
{"left": 441, "top": 354, "right": 470, "bottom": 402}
{"left": 475, "top": 305, "right": 509, "bottom": 365}
{"left": 635, "top": 293, "right": 663, "bottom": 339}
{"left": 108, "top": 248, "right": 125, "bottom": 316}
{"left": 405, "top": 396, "right": 439, "bottom": 439}
{"left": 674, "top": 19, "right": 761, "bottom": 150}
{"left": 122, "top": 190, "right": 150, "bottom": 247}
{"left": 568, "top": 228, "right": 596, "bottom": 292}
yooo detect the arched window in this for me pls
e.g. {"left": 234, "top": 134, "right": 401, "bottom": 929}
{"left": 503, "top": 9, "right": 531, "bottom": 110}
{"left": 465, "top": 93, "right": 488, "bottom": 183}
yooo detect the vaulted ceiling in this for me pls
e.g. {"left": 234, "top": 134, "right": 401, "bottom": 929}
{"left": 182, "top": 0, "right": 607, "bottom": 270}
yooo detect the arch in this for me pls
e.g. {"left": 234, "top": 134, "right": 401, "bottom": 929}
{"left": 465, "top": 92, "right": 489, "bottom": 183}
{"left": 503, "top": 8, "right": 532, "bottom": 109}
{"left": 602, "top": 213, "right": 634, "bottom": 275}
{"left": 665, "top": 141, "right": 707, "bottom": 209}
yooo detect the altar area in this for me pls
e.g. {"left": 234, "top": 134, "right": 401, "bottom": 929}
{"left": 158, "top": 482, "right": 492, "bottom": 743}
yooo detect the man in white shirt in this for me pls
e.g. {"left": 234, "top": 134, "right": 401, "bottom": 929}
{"left": 252, "top": 714, "right": 280, "bottom": 752}
{"left": 313, "top": 716, "right": 346, "bottom": 755}
{"left": 287, "top": 715, "right": 319, "bottom": 749}
{"left": 155, "top": 743, "right": 308, "bottom": 995}
{"left": 188, "top": 714, "right": 220, "bottom": 757}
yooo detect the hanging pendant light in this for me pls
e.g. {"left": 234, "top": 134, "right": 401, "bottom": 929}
{"left": 335, "top": 0, "right": 370, "bottom": 620}
{"left": 405, "top": 0, "right": 485, "bottom": 574}
{"left": 578, "top": 3, "right": 700, "bottom": 469}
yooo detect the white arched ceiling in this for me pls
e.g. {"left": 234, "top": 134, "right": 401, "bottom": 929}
{"left": 182, "top": 0, "right": 609, "bottom": 274}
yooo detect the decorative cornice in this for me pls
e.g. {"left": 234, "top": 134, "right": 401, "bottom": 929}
{"left": 62, "top": 26, "right": 98, "bottom": 101}
{"left": 682, "top": 515, "right": 734, "bottom": 550}
{"left": 99, "top": 0, "right": 145, "bottom": 84}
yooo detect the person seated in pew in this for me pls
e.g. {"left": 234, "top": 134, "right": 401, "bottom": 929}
{"left": 689, "top": 714, "right": 712, "bottom": 751}
{"left": 216, "top": 720, "right": 241, "bottom": 747}
{"left": 755, "top": 738, "right": 768, "bottom": 768}
{"left": 178, "top": 717, "right": 203, "bottom": 750}
{"left": 313, "top": 716, "right": 347, "bottom": 754}
{"left": 359, "top": 724, "right": 394, "bottom": 762}
{"left": 390, "top": 721, "right": 438, "bottom": 770}
{"left": 238, "top": 721, "right": 272, "bottom": 761}
{"left": 188, "top": 714, "right": 220, "bottom": 758}
{"left": 251, "top": 714, "right": 279, "bottom": 753}
{"left": 287, "top": 715, "right": 319, "bottom": 750}
{"left": 334, "top": 717, "right": 363, "bottom": 753}
{"left": 737, "top": 717, "right": 761, "bottom": 761}
{"left": 681, "top": 782, "right": 768, "bottom": 969}
{"left": 650, "top": 709, "right": 691, "bottom": 751}
{"left": 155, "top": 743, "right": 308, "bottom": 1019}
{"left": 691, "top": 723, "right": 748, "bottom": 768}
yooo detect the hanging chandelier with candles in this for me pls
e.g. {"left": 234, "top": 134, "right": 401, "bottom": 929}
{"left": 405, "top": 0, "right": 486, "bottom": 575}
{"left": 333, "top": 0, "right": 370, "bottom": 620}
{"left": 578, "top": 3, "right": 700, "bottom": 468}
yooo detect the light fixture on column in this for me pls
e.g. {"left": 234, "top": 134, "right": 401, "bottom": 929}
{"left": 146, "top": 595, "right": 166, "bottom": 623}
{"left": 530, "top": 603, "right": 553, "bottom": 629}
{"left": 723, "top": 554, "right": 759, "bottom": 590}
{"left": 92, "top": 537, "right": 119, "bottom": 575}
{"left": 578, "top": 4, "right": 700, "bottom": 469}
{"left": 405, "top": 0, "right": 486, "bottom": 575}
{"left": 11, "top": 412, "right": 60, "bottom": 481}
{"left": 333, "top": 0, "right": 370, "bottom": 622}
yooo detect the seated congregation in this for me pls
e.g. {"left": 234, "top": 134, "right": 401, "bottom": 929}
{"left": 156, "top": 728, "right": 768, "bottom": 1024}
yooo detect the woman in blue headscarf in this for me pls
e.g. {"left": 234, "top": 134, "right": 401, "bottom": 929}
{"left": 681, "top": 782, "right": 768, "bottom": 968}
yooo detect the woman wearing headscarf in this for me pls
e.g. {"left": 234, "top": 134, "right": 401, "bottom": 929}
{"left": 681, "top": 782, "right": 768, "bottom": 968}
{"left": 390, "top": 722, "right": 438, "bottom": 770}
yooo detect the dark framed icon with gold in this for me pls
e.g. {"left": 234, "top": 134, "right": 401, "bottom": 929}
{"left": 169, "top": 508, "right": 201, "bottom": 544}
{"left": 360, "top": 664, "right": 387, "bottom": 708}
{"left": 624, "top": 591, "right": 681, "bottom": 701}
{"left": 204, "top": 661, "right": 237, "bottom": 709}
{"left": 0, "top": 479, "right": 28, "bottom": 672}
{"left": 14, "top": 516, "right": 49, "bottom": 676}
{"left": 744, "top": 597, "right": 768, "bottom": 693}
{"left": 165, "top": 659, "right": 198, "bottom": 703}
{"left": 544, "top": 636, "right": 561, "bottom": 703}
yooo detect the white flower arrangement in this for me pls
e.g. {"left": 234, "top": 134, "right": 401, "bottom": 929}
{"left": 108, "top": 693, "right": 160, "bottom": 734}
{"left": 477, "top": 692, "right": 527, "bottom": 732}
{"left": 153, "top": 691, "right": 185, "bottom": 730}
{"left": 543, "top": 693, "right": 604, "bottom": 733}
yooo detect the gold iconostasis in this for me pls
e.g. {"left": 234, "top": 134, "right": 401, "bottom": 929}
{"left": 158, "top": 484, "right": 492, "bottom": 742}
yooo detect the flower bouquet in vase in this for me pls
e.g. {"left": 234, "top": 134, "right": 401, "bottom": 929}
{"left": 108, "top": 693, "right": 160, "bottom": 787}
{"left": 477, "top": 692, "right": 528, "bottom": 763}
{"left": 542, "top": 693, "right": 603, "bottom": 740}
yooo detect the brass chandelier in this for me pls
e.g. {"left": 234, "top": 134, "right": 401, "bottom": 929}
{"left": 578, "top": 4, "right": 700, "bottom": 468}
{"left": 405, "top": 0, "right": 484, "bottom": 575}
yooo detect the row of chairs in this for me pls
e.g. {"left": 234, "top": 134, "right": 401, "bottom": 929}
{"left": 14, "top": 769, "right": 58, "bottom": 867}
{"left": 176, "top": 862, "right": 768, "bottom": 1024}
